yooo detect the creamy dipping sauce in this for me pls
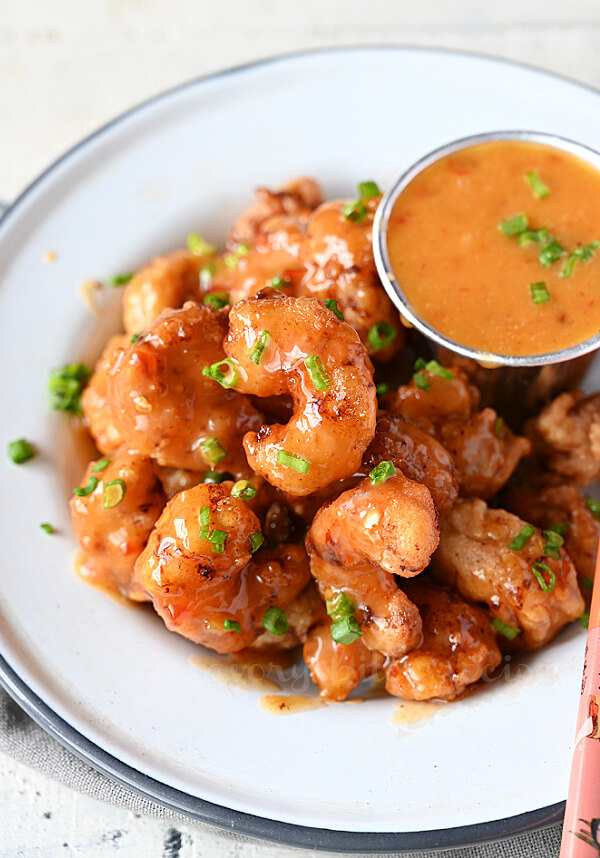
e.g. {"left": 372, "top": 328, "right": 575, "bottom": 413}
{"left": 386, "top": 140, "right": 600, "bottom": 356}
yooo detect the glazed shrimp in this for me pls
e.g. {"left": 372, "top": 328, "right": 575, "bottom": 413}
{"left": 70, "top": 448, "right": 166, "bottom": 600}
{"left": 135, "top": 483, "right": 311, "bottom": 652}
{"left": 306, "top": 472, "right": 439, "bottom": 657}
{"left": 303, "top": 621, "right": 386, "bottom": 701}
{"left": 81, "top": 334, "right": 129, "bottom": 455}
{"left": 228, "top": 177, "right": 322, "bottom": 248}
{"left": 108, "top": 302, "right": 262, "bottom": 476}
{"left": 222, "top": 292, "right": 377, "bottom": 495}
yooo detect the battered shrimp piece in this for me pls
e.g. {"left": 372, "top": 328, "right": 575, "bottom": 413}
{"left": 81, "top": 335, "right": 128, "bottom": 455}
{"left": 526, "top": 391, "right": 600, "bottom": 485}
{"left": 432, "top": 499, "right": 584, "bottom": 650}
{"left": 228, "top": 177, "right": 322, "bottom": 248}
{"left": 307, "top": 472, "right": 439, "bottom": 656}
{"left": 70, "top": 448, "right": 166, "bottom": 600}
{"left": 223, "top": 292, "right": 377, "bottom": 495}
{"left": 108, "top": 302, "right": 262, "bottom": 476}
{"left": 300, "top": 196, "right": 404, "bottom": 360}
{"left": 250, "top": 582, "right": 326, "bottom": 651}
{"left": 136, "top": 483, "right": 310, "bottom": 653}
{"left": 504, "top": 484, "right": 600, "bottom": 589}
{"left": 362, "top": 412, "right": 459, "bottom": 514}
{"left": 385, "top": 580, "right": 502, "bottom": 701}
{"left": 122, "top": 250, "right": 214, "bottom": 336}
{"left": 304, "top": 621, "right": 386, "bottom": 701}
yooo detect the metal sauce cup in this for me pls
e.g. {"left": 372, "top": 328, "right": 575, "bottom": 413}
{"left": 373, "top": 131, "right": 600, "bottom": 427}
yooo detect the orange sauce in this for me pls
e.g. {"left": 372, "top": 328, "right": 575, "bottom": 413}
{"left": 386, "top": 140, "right": 600, "bottom": 356}
{"left": 259, "top": 694, "right": 327, "bottom": 715}
{"left": 391, "top": 700, "right": 443, "bottom": 726}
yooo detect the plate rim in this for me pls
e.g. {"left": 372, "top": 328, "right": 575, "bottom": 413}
{"left": 0, "top": 43, "right": 583, "bottom": 851}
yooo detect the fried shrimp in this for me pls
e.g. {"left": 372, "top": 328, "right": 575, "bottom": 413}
{"left": 363, "top": 412, "right": 459, "bottom": 514}
{"left": 525, "top": 391, "right": 600, "bottom": 485}
{"left": 223, "top": 292, "right": 377, "bottom": 495}
{"left": 228, "top": 177, "right": 322, "bottom": 248}
{"left": 307, "top": 472, "right": 439, "bottom": 657}
{"left": 304, "top": 621, "right": 386, "bottom": 701}
{"left": 432, "top": 499, "right": 584, "bottom": 650}
{"left": 385, "top": 579, "right": 502, "bottom": 701}
{"left": 299, "top": 196, "right": 404, "bottom": 360}
{"left": 81, "top": 334, "right": 129, "bottom": 455}
{"left": 108, "top": 302, "right": 262, "bottom": 476}
{"left": 70, "top": 448, "right": 166, "bottom": 600}
{"left": 135, "top": 483, "right": 311, "bottom": 652}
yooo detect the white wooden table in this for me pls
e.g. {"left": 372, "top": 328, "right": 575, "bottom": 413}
{"left": 2, "top": 1, "right": 600, "bottom": 854}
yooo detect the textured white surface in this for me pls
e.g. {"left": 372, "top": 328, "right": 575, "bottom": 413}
{"left": 1, "top": 1, "right": 599, "bottom": 855}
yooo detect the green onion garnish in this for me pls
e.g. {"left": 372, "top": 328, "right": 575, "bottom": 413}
{"left": 581, "top": 576, "right": 594, "bottom": 590}
{"left": 270, "top": 275, "right": 291, "bottom": 290}
{"left": 249, "top": 531, "right": 264, "bottom": 554}
{"left": 249, "top": 330, "right": 271, "bottom": 366}
{"left": 367, "top": 322, "right": 397, "bottom": 352}
{"left": 494, "top": 417, "right": 504, "bottom": 438}
{"left": 130, "top": 333, "right": 142, "bottom": 344}
{"left": 358, "top": 180, "right": 380, "bottom": 200}
{"left": 200, "top": 438, "right": 227, "bottom": 465}
{"left": 203, "top": 292, "right": 229, "bottom": 309}
{"left": 202, "top": 358, "right": 238, "bottom": 389}
{"left": 369, "top": 460, "right": 396, "bottom": 485}
{"left": 40, "top": 523, "right": 54, "bottom": 534}
{"left": 200, "top": 264, "right": 215, "bottom": 288}
{"left": 73, "top": 476, "right": 99, "bottom": 497}
{"left": 304, "top": 355, "right": 330, "bottom": 391}
{"left": 224, "top": 618, "right": 241, "bottom": 632}
{"left": 224, "top": 243, "right": 250, "bottom": 269}
{"left": 48, "top": 363, "right": 92, "bottom": 415}
{"left": 92, "top": 457, "right": 111, "bottom": 473}
{"left": 324, "top": 299, "right": 344, "bottom": 320}
{"left": 580, "top": 613, "right": 590, "bottom": 629}
{"left": 326, "top": 592, "right": 356, "bottom": 621}
{"left": 547, "top": 522, "right": 568, "bottom": 535}
{"left": 414, "top": 357, "right": 427, "bottom": 370}
{"left": 209, "top": 529, "right": 228, "bottom": 554}
{"left": 7, "top": 439, "right": 35, "bottom": 464}
{"left": 542, "top": 528, "right": 564, "bottom": 560}
{"left": 413, "top": 371, "right": 431, "bottom": 393}
{"left": 491, "top": 617, "right": 520, "bottom": 640}
{"left": 330, "top": 615, "right": 362, "bottom": 645}
{"left": 525, "top": 171, "right": 550, "bottom": 199}
{"left": 509, "top": 525, "right": 535, "bottom": 551}
{"left": 518, "top": 227, "right": 551, "bottom": 247}
{"left": 276, "top": 450, "right": 311, "bottom": 474}
{"left": 103, "top": 479, "right": 126, "bottom": 509}
{"left": 498, "top": 214, "right": 528, "bottom": 236}
{"left": 425, "top": 360, "right": 453, "bottom": 379}
{"left": 530, "top": 282, "right": 550, "bottom": 305}
{"left": 263, "top": 606, "right": 289, "bottom": 635}
{"left": 108, "top": 272, "right": 134, "bottom": 287}
{"left": 585, "top": 498, "right": 600, "bottom": 520}
{"left": 376, "top": 382, "right": 389, "bottom": 396}
{"left": 187, "top": 233, "right": 216, "bottom": 256}
{"left": 231, "top": 480, "right": 257, "bottom": 500}
{"left": 202, "top": 470, "right": 226, "bottom": 484}
{"left": 343, "top": 200, "right": 367, "bottom": 223}
{"left": 539, "top": 240, "right": 565, "bottom": 267}
{"left": 560, "top": 241, "right": 600, "bottom": 278}
{"left": 198, "top": 506, "right": 211, "bottom": 539}
{"left": 532, "top": 561, "right": 556, "bottom": 592}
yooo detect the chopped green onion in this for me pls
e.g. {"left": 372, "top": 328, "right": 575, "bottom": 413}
{"left": 202, "top": 358, "right": 238, "bottom": 389}
{"left": 224, "top": 255, "right": 238, "bottom": 270}
{"left": 187, "top": 233, "right": 216, "bottom": 256}
{"left": 326, "top": 592, "right": 356, "bottom": 621}
{"left": 509, "top": 525, "right": 535, "bottom": 551}
{"left": 580, "top": 613, "right": 590, "bottom": 629}
{"left": 343, "top": 200, "right": 368, "bottom": 223}
{"left": 546, "top": 522, "right": 568, "bottom": 535}
{"left": 369, "top": 460, "right": 396, "bottom": 485}
{"left": 530, "top": 281, "right": 550, "bottom": 305}
{"left": 542, "top": 528, "right": 564, "bottom": 559}
{"left": 539, "top": 240, "right": 565, "bottom": 267}
{"left": 231, "top": 480, "right": 257, "bottom": 500}
{"left": 330, "top": 615, "right": 362, "bottom": 645}
{"left": 200, "top": 264, "right": 215, "bottom": 288}
{"left": 304, "top": 355, "right": 330, "bottom": 391}
{"left": 425, "top": 360, "right": 453, "bottom": 380}
{"left": 498, "top": 213, "right": 528, "bottom": 236}
{"left": 92, "top": 457, "right": 111, "bottom": 473}
{"left": 560, "top": 241, "right": 600, "bottom": 278}
{"left": 518, "top": 227, "right": 551, "bottom": 247}
{"left": 249, "top": 330, "right": 271, "bottom": 365}
{"left": 209, "top": 529, "right": 228, "bottom": 554}
{"left": 130, "top": 333, "right": 142, "bottom": 344}
{"left": 103, "top": 479, "right": 126, "bottom": 509}
{"left": 202, "top": 471, "right": 226, "bottom": 484}
{"left": 491, "top": 617, "right": 520, "bottom": 640}
{"left": 532, "top": 561, "right": 556, "bottom": 592}
{"left": 324, "top": 299, "right": 344, "bottom": 320}
{"left": 358, "top": 180, "right": 380, "bottom": 200}
{"left": 224, "top": 618, "right": 241, "bottom": 632}
{"left": 494, "top": 417, "right": 504, "bottom": 438}
{"left": 585, "top": 497, "right": 600, "bottom": 520}
{"left": 269, "top": 275, "right": 291, "bottom": 290}
{"left": 367, "top": 322, "right": 397, "bottom": 352}
{"left": 525, "top": 171, "right": 550, "bottom": 199}
{"left": 200, "top": 438, "right": 227, "bottom": 465}
{"left": 376, "top": 382, "right": 389, "bottom": 396}
{"left": 276, "top": 449, "right": 311, "bottom": 474}
{"left": 414, "top": 357, "right": 427, "bottom": 370}
{"left": 249, "top": 531, "right": 264, "bottom": 554}
{"left": 40, "top": 523, "right": 54, "bottom": 534}
{"left": 413, "top": 371, "right": 431, "bottom": 393}
{"left": 7, "top": 439, "right": 35, "bottom": 464}
{"left": 581, "top": 576, "right": 594, "bottom": 590}
{"left": 263, "top": 606, "right": 289, "bottom": 635}
{"left": 198, "top": 506, "right": 211, "bottom": 538}
{"left": 73, "top": 476, "right": 99, "bottom": 497}
{"left": 48, "top": 363, "right": 92, "bottom": 415}
{"left": 108, "top": 272, "right": 134, "bottom": 287}
{"left": 203, "top": 292, "right": 229, "bottom": 309}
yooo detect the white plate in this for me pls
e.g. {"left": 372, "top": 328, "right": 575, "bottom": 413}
{"left": 0, "top": 47, "right": 598, "bottom": 853}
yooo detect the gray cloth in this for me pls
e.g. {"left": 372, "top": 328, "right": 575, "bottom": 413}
{"left": 0, "top": 686, "right": 561, "bottom": 856}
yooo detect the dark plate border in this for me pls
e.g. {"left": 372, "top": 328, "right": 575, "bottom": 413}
{"left": 0, "top": 45, "right": 580, "bottom": 852}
